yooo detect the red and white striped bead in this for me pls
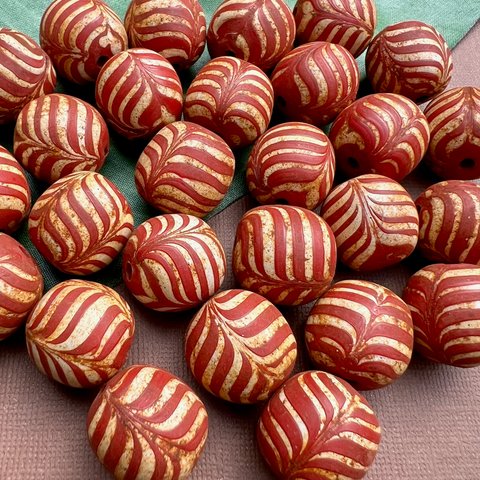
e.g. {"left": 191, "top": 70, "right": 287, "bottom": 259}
{"left": 184, "top": 56, "right": 274, "bottom": 150}
{"left": 206, "top": 0, "right": 296, "bottom": 72}
{"left": 0, "top": 28, "right": 56, "bottom": 124}
{"left": 257, "top": 371, "right": 381, "bottom": 479}
{"left": 366, "top": 20, "right": 453, "bottom": 103}
{"left": 124, "top": 0, "right": 206, "bottom": 71}
{"left": 25, "top": 279, "right": 135, "bottom": 387}
{"left": 95, "top": 48, "right": 183, "bottom": 140}
{"left": 185, "top": 289, "right": 297, "bottom": 403}
{"left": 0, "top": 233, "right": 43, "bottom": 342}
{"left": 246, "top": 122, "right": 335, "bottom": 210}
{"left": 306, "top": 280, "right": 414, "bottom": 390}
{"left": 321, "top": 174, "right": 419, "bottom": 271}
{"left": 87, "top": 364, "right": 208, "bottom": 480}
{"left": 14, "top": 94, "right": 109, "bottom": 184}
{"left": 122, "top": 214, "right": 226, "bottom": 312}
{"left": 270, "top": 41, "right": 359, "bottom": 127}
{"left": 135, "top": 121, "right": 235, "bottom": 217}
{"left": 403, "top": 263, "right": 480, "bottom": 367}
{"left": 233, "top": 205, "right": 337, "bottom": 306}
{"left": 293, "top": 0, "right": 377, "bottom": 58}
{"left": 28, "top": 171, "right": 133, "bottom": 275}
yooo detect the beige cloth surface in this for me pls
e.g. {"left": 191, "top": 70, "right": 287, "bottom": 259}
{"left": 2, "top": 22, "right": 480, "bottom": 480}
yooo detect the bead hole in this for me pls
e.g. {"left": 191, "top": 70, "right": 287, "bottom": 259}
{"left": 172, "top": 63, "right": 181, "bottom": 71}
{"left": 347, "top": 157, "right": 360, "bottom": 169}
{"left": 225, "top": 50, "right": 236, "bottom": 57}
{"left": 277, "top": 96, "right": 286, "bottom": 108}
{"left": 276, "top": 198, "right": 289, "bottom": 205}
{"left": 97, "top": 56, "right": 109, "bottom": 67}
{"left": 416, "top": 204, "right": 421, "bottom": 214}
{"left": 460, "top": 158, "right": 475, "bottom": 169}
{"left": 125, "top": 262, "right": 133, "bottom": 282}
{"left": 416, "top": 95, "right": 429, "bottom": 104}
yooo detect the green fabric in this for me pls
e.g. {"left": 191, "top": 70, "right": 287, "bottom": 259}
{"left": 1, "top": 0, "right": 479, "bottom": 291}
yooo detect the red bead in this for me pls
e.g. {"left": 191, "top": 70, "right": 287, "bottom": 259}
{"left": 40, "top": 0, "right": 128, "bottom": 84}
{"left": 28, "top": 171, "right": 133, "bottom": 275}
{"left": 403, "top": 263, "right": 480, "bottom": 367}
{"left": 14, "top": 94, "right": 109, "bottom": 184}
{"left": 424, "top": 87, "right": 480, "bottom": 180}
{"left": 329, "top": 93, "right": 430, "bottom": 181}
{"left": 25, "top": 279, "right": 135, "bottom": 387}
{"left": 321, "top": 174, "right": 419, "bottom": 271}
{"left": 306, "top": 280, "right": 414, "bottom": 390}
{"left": 366, "top": 20, "right": 453, "bottom": 104}
{"left": 206, "top": 0, "right": 296, "bottom": 72}
{"left": 233, "top": 205, "right": 337, "bottom": 306}
{"left": 0, "top": 233, "right": 43, "bottom": 341}
{"left": 293, "top": 0, "right": 377, "bottom": 58}
{"left": 125, "top": 0, "right": 206, "bottom": 72}
{"left": 271, "top": 42, "right": 359, "bottom": 127}
{"left": 0, "top": 28, "right": 56, "bottom": 124}
{"left": 257, "top": 370, "right": 381, "bottom": 480}
{"left": 185, "top": 289, "right": 297, "bottom": 403}
{"left": 246, "top": 122, "right": 335, "bottom": 210}
{"left": 135, "top": 121, "right": 235, "bottom": 217}
{"left": 87, "top": 364, "right": 208, "bottom": 480}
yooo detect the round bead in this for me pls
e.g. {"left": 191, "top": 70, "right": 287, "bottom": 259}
{"left": 87, "top": 364, "right": 208, "bottom": 480}
{"left": 293, "top": 0, "right": 377, "bottom": 58}
{"left": 416, "top": 180, "right": 480, "bottom": 265}
{"left": 0, "top": 233, "right": 43, "bottom": 342}
{"left": 0, "top": 28, "right": 56, "bottom": 124}
{"left": 14, "top": 94, "right": 109, "bottom": 184}
{"left": 28, "top": 171, "right": 133, "bottom": 275}
{"left": 366, "top": 20, "right": 453, "bottom": 103}
{"left": 122, "top": 214, "right": 226, "bottom": 312}
{"left": 270, "top": 42, "right": 359, "bottom": 127}
{"left": 246, "top": 122, "right": 335, "bottom": 210}
{"left": 124, "top": 0, "right": 206, "bottom": 72}
{"left": 185, "top": 289, "right": 297, "bottom": 403}
{"left": 0, "top": 146, "right": 31, "bottom": 234}
{"left": 206, "top": 0, "right": 296, "bottom": 72}
{"left": 330, "top": 93, "right": 430, "bottom": 181}
{"left": 96, "top": 48, "right": 183, "bottom": 140}
{"left": 40, "top": 0, "right": 128, "bottom": 85}
{"left": 423, "top": 87, "right": 480, "bottom": 180}
{"left": 233, "top": 205, "right": 337, "bottom": 306}
{"left": 25, "top": 279, "right": 135, "bottom": 387}
{"left": 403, "top": 264, "right": 480, "bottom": 367}
{"left": 306, "top": 280, "right": 414, "bottom": 390}
{"left": 257, "top": 370, "right": 381, "bottom": 480}
{"left": 321, "top": 174, "right": 419, "bottom": 271}
{"left": 135, "top": 121, "right": 235, "bottom": 217}
{"left": 184, "top": 57, "right": 274, "bottom": 150}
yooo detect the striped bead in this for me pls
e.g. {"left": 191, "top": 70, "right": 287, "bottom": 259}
{"left": 233, "top": 205, "right": 337, "bottom": 306}
{"left": 329, "top": 93, "right": 430, "bottom": 181}
{"left": 366, "top": 20, "right": 453, "bottom": 104}
{"left": 122, "top": 214, "right": 226, "bottom": 312}
{"left": 257, "top": 370, "right": 381, "bottom": 480}
{"left": 321, "top": 174, "right": 419, "bottom": 271}
{"left": 124, "top": 0, "right": 206, "bottom": 72}
{"left": 28, "top": 171, "right": 134, "bottom": 275}
{"left": 25, "top": 279, "right": 135, "bottom": 387}
{"left": 185, "top": 289, "right": 297, "bottom": 403}
{"left": 424, "top": 87, "right": 480, "bottom": 180}
{"left": 294, "top": 0, "right": 377, "bottom": 58}
{"left": 271, "top": 41, "right": 359, "bottom": 127}
{"left": 135, "top": 121, "right": 235, "bottom": 217}
{"left": 0, "top": 233, "right": 43, "bottom": 342}
{"left": 206, "top": 0, "right": 296, "bottom": 72}
{"left": 14, "top": 94, "right": 109, "bottom": 184}
{"left": 0, "top": 146, "right": 31, "bottom": 234}
{"left": 40, "top": 0, "right": 128, "bottom": 85}
{"left": 87, "top": 364, "right": 208, "bottom": 480}
{"left": 306, "top": 280, "right": 414, "bottom": 390}
{"left": 96, "top": 48, "right": 183, "bottom": 140}
{"left": 0, "top": 28, "right": 56, "bottom": 124}
{"left": 184, "top": 56, "right": 274, "bottom": 150}
{"left": 246, "top": 122, "right": 335, "bottom": 210}
{"left": 416, "top": 180, "right": 480, "bottom": 265}
{"left": 403, "top": 264, "right": 480, "bottom": 368}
